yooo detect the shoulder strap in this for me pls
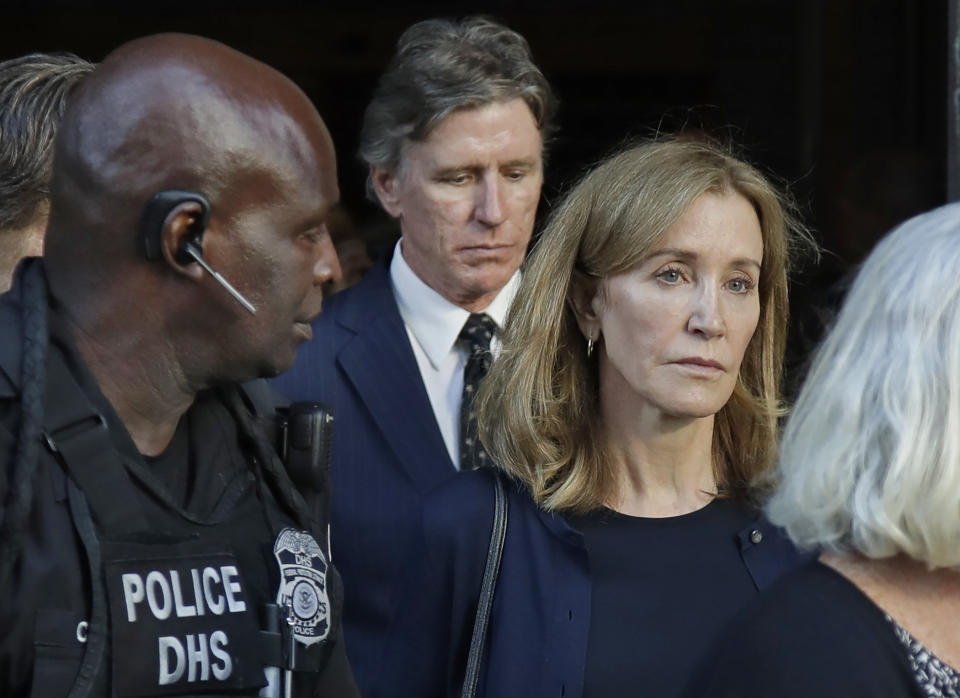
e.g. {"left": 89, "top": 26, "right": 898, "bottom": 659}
{"left": 461, "top": 471, "right": 509, "bottom": 698}
{"left": 239, "top": 378, "right": 287, "bottom": 417}
{"left": 42, "top": 346, "right": 148, "bottom": 534}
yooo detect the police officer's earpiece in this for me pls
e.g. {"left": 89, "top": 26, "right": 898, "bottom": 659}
{"left": 139, "top": 190, "right": 257, "bottom": 315}
{"left": 140, "top": 190, "right": 210, "bottom": 262}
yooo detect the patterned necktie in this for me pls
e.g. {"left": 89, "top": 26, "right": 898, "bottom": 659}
{"left": 458, "top": 313, "right": 497, "bottom": 470}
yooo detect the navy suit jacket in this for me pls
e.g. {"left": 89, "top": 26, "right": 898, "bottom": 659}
{"left": 381, "top": 469, "right": 816, "bottom": 698}
{"left": 271, "top": 259, "right": 458, "bottom": 696}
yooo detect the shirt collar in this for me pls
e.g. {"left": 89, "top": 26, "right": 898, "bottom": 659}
{"left": 389, "top": 240, "right": 520, "bottom": 369}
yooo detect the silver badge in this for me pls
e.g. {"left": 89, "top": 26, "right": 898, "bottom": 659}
{"left": 273, "top": 528, "right": 330, "bottom": 646}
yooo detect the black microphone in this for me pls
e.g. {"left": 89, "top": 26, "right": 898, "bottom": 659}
{"left": 277, "top": 402, "right": 334, "bottom": 558}
{"left": 279, "top": 402, "right": 334, "bottom": 499}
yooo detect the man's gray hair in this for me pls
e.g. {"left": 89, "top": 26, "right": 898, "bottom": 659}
{"left": 358, "top": 16, "right": 555, "bottom": 200}
{"left": 0, "top": 52, "right": 95, "bottom": 232}
{"left": 768, "top": 202, "right": 960, "bottom": 569}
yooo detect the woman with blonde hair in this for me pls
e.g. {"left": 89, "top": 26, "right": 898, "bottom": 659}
{"left": 379, "top": 137, "right": 813, "bottom": 698}
{"left": 685, "top": 203, "right": 960, "bottom": 697}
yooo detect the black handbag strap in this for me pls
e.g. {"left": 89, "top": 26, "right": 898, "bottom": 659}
{"left": 461, "top": 471, "right": 508, "bottom": 698}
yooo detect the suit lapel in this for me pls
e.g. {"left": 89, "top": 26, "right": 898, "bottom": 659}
{"left": 336, "top": 265, "right": 455, "bottom": 494}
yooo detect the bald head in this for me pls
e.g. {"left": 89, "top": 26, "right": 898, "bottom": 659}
{"left": 42, "top": 34, "right": 341, "bottom": 383}
{"left": 45, "top": 34, "right": 333, "bottom": 272}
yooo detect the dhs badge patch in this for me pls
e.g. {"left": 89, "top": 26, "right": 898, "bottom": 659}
{"left": 273, "top": 528, "right": 330, "bottom": 645}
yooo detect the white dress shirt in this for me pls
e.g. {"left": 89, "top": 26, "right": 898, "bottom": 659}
{"left": 390, "top": 241, "right": 519, "bottom": 469}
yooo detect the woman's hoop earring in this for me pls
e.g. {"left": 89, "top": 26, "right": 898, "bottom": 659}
{"left": 586, "top": 337, "right": 595, "bottom": 358}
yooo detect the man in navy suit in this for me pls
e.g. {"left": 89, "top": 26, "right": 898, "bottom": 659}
{"left": 271, "top": 16, "right": 555, "bottom": 695}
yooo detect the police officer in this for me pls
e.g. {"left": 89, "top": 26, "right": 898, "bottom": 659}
{"left": 0, "top": 34, "right": 358, "bottom": 697}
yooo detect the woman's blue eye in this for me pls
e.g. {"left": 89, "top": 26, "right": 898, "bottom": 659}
{"left": 728, "top": 277, "right": 754, "bottom": 293}
{"left": 658, "top": 269, "right": 682, "bottom": 283}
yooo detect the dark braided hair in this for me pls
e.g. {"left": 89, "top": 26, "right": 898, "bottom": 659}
{"left": 0, "top": 260, "right": 49, "bottom": 587}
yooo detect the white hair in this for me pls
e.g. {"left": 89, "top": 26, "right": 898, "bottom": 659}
{"left": 768, "top": 202, "right": 960, "bottom": 568}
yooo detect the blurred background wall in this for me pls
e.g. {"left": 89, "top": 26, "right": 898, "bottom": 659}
{"left": 2, "top": 0, "right": 949, "bottom": 383}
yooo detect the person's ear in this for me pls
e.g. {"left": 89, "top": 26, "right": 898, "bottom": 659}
{"left": 371, "top": 167, "right": 403, "bottom": 218}
{"left": 568, "top": 270, "right": 603, "bottom": 343}
{"left": 159, "top": 201, "right": 208, "bottom": 280}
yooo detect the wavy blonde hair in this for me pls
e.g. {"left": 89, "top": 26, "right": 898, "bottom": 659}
{"left": 477, "top": 137, "right": 808, "bottom": 512}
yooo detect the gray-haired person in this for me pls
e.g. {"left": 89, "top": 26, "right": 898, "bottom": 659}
{"left": 684, "top": 202, "right": 960, "bottom": 697}
{"left": 271, "top": 16, "right": 555, "bottom": 695}
{"left": 0, "top": 52, "right": 94, "bottom": 293}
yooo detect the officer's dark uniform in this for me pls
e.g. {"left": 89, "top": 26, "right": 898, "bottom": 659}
{"left": 0, "top": 261, "right": 358, "bottom": 697}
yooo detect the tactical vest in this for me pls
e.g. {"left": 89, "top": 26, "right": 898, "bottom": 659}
{"left": 0, "top": 263, "right": 341, "bottom": 698}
